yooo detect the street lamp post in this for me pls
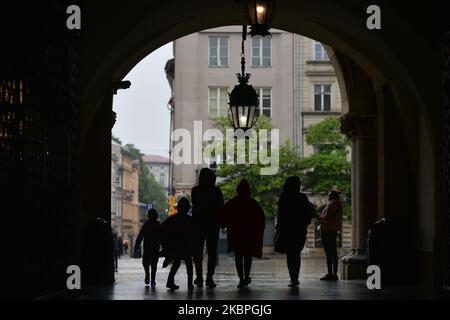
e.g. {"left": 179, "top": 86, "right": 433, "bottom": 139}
{"left": 114, "top": 169, "right": 124, "bottom": 239}
{"left": 167, "top": 99, "right": 175, "bottom": 198}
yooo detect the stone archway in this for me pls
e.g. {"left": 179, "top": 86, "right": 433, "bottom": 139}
{"left": 2, "top": 0, "right": 447, "bottom": 299}
{"left": 79, "top": 0, "right": 440, "bottom": 287}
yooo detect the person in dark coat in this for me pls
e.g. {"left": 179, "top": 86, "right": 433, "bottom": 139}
{"left": 277, "top": 176, "right": 315, "bottom": 287}
{"left": 191, "top": 168, "right": 224, "bottom": 288}
{"left": 117, "top": 236, "right": 124, "bottom": 257}
{"left": 161, "top": 197, "right": 195, "bottom": 290}
{"left": 134, "top": 209, "right": 161, "bottom": 288}
{"left": 220, "top": 179, "right": 265, "bottom": 288}
{"left": 123, "top": 241, "right": 129, "bottom": 255}
{"left": 112, "top": 233, "right": 120, "bottom": 272}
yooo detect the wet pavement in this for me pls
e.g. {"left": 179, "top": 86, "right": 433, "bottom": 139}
{"left": 76, "top": 250, "right": 436, "bottom": 300}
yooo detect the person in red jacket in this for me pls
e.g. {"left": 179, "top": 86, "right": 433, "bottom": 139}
{"left": 220, "top": 179, "right": 265, "bottom": 289}
{"left": 317, "top": 190, "right": 343, "bottom": 281}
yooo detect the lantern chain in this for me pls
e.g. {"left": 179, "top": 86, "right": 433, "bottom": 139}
{"left": 240, "top": 25, "right": 250, "bottom": 82}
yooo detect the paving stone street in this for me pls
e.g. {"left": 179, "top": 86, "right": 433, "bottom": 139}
{"left": 77, "top": 251, "right": 434, "bottom": 300}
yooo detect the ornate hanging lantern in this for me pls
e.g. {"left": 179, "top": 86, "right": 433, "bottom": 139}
{"left": 244, "top": 0, "right": 276, "bottom": 37}
{"left": 228, "top": 26, "right": 259, "bottom": 133}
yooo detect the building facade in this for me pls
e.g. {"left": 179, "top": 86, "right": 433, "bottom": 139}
{"left": 294, "top": 36, "right": 342, "bottom": 157}
{"left": 111, "top": 141, "right": 142, "bottom": 251}
{"left": 121, "top": 148, "right": 141, "bottom": 245}
{"left": 143, "top": 154, "right": 170, "bottom": 197}
{"left": 171, "top": 27, "right": 342, "bottom": 195}
{"left": 111, "top": 140, "right": 123, "bottom": 237}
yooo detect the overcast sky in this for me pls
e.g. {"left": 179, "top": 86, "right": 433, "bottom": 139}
{"left": 112, "top": 43, "right": 173, "bottom": 158}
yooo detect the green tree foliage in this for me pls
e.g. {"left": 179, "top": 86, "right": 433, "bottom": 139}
{"left": 213, "top": 115, "right": 352, "bottom": 220}
{"left": 302, "top": 117, "right": 352, "bottom": 218}
{"left": 124, "top": 144, "right": 168, "bottom": 218}
{"left": 213, "top": 116, "right": 304, "bottom": 219}
{"left": 216, "top": 142, "right": 305, "bottom": 219}
{"left": 305, "top": 117, "right": 350, "bottom": 153}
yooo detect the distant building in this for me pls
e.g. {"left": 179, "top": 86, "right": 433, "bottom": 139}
{"left": 169, "top": 27, "right": 349, "bottom": 250}
{"left": 171, "top": 27, "right": 342, "bottom": 195}
{"left": 143, "top": 154, "right": 170, "bottom": 197}
{"left": 111, "top": 140, "right": 123, "bottom": 237}
{"left": 121, "top": 148, "right": 141, "bottom": 244}
{"left": 111, "top": 140, "right": 143, "bottom": 253}
{"left": 294, "top": 36, "right": 342, "bottom": 157}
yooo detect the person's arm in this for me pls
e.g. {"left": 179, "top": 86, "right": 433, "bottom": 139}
{"left": 318, "top": 201, "right": 338, "bottom": 224}
{"left": 134, "top": 226, "right": 144, "bottom": 252}
{"left": 217, "top": 187, "right": 225, "bottom": 210}
{"left": 259, "top": 204, "right": 266, "bottom": 229}
{"left": 276, "top": 195, "right": 286, "bottom": 229}
{"left": 190, "top": 187, "right": 197, "bottom": 218}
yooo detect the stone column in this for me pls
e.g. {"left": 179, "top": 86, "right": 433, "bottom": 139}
{"left": 340, "top": 114, "right": 378, "bottom": 279}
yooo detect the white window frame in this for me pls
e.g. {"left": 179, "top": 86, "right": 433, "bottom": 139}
{"left": 208, "top": 36, "right": 229, "bottom": 67}
{"left": 255, "top": 87, "right": 272, "bottom": 118}
{"left": 314, "top": 84, "right": 332, "bottom": 112}
{"left": 252, "top": 36, "right": 272, "bottom": 67}
{"left": 313, "top": 41, "right": 329, "bottom": 61}
{"left": 208, "top": 87, "right": 229, "bottom": 117}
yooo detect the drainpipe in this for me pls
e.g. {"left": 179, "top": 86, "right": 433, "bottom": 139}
{"left": 299, "top": 36, "right": 304, "bottom": 158}
{"left": 293, "top": 34, "right": 297, "bottom": 147}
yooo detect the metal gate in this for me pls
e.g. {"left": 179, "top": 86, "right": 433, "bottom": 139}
{"left": 0, "top": 1, "right": 80, "bottom": 298}
{"left": 443, "top": 31, "right": 450, "bottom": 291}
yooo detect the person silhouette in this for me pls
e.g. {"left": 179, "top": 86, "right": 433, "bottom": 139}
{"left": 123, "top": 241, "right": 129, "bottom": 255}
{"left": 161, "top": 197, "right": 195, "bottom": 290}
{"left": 220, "top": 179, "right": 265, "bottom": 288}
{"left": 112, "top": 233, "right": 120, "bottom": 272}
{"left": 191, "top": 168, "right": 224, "bottom": 288}
{"left": 317, "top": 190, "right": 343, "bottom": 281}
{"left": 277, "top": 176, "right": 315, "bottom": 287}
{"left": 134, "top": 209, "right": 161, "bottom": 288}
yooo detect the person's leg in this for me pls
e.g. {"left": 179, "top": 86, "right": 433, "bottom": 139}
{"left": 330, "top": 232, "right": 339, "bottom": 277}
{"left": 194, "top": 235, "right": 205, "bottom": 286}
{"left": 293, "top": 251, "right": 301, "bottom": 283}
{"left": 321, "top": 232, "right": 333, "bottom": 275}
{"left": 298, "top": 230, "right": 307, "bottom": 277}
{"left": 150, "top": 256, "right": 158, "bottom": 287}
{"left": 286, "top": 250, "right": 294, "bottom": 281}
{"left": 167, "top": 259, "right": 181, "bottom": 289}
{"left": 185, "top": 258, "right": 194, "bottom": 290}
{"left": 320, "top": 232, "right": 337, "bottom": 281}
{"left": 235, "top": 255, "right": 245, "bottom": 288}
{"left": 205, "top": 229, "right": 219, "bottom": 287}
{"left": 142, "top": 256, "right": 150, "bottom": 285}
{"left": 244, "top": 257, "right": 253, "bottom": 286}
{"left": 235, "top": 255, "right": 244, "bottom": 279}
{"left": 286, "top": 249, "right": 300, "bottom": 286}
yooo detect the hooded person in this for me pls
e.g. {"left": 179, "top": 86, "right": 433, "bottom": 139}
{"left": 277, "top": 176, "right": 315, "bottom": 287}
{"left": 220, "top": 179, "right": 265, "bottom": 288}
{"left": 191, "top": 168, "right": 224, "bottom": 288}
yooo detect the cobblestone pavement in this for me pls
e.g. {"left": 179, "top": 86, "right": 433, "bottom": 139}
{"left": 77, "top": 251, "right": 435, "bottom": 300}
